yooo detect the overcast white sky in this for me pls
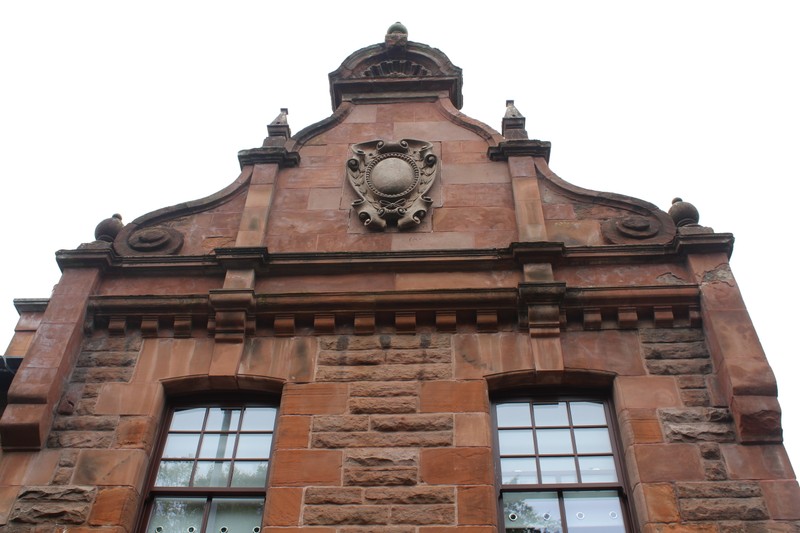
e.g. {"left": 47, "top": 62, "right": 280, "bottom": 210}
{"left": 2, "top": 2, "right": 799, "bottom": 468}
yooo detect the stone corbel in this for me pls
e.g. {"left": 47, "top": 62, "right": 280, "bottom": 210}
{"left": 209, "top": 289, "right": 256, "bottom": 342}
{"left": 518, "top": 282, "right": 566, "bottom": 337}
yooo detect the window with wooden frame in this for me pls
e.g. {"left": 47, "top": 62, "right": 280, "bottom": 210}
{"left": 142, "top": 404, "right": 277, "bottom": 533}
{"left": 494, "top": 398, "right": 631, "bottom": 533}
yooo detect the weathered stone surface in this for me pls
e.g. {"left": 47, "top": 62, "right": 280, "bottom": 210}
{"left": 48, "top": 431, "right": 114, "bottom": 449}
{"left": 52, "top": 416, "right": 119, "bottom": 431}
{"left": 679, "top": 497, "right": 769, "bottom": 521}
{"left": 304, "top": 505, "right": 390, "bottom": 525}
{"left": 351, "top": 382, "right": 418, "bottom": 397}
{"left": 365, "top": 487, "right": 455, "bottom": 504}
{"left": 345, "top": 448, "right": 417, "bottom": 467}
{"left": 75, "top": 351, "right": 137, "bottom": 368}
{"left": 644, "top": 341, "right": 709, "bottom": 359}
{"left": 676, "top": 481, "right": 762, "bottom": 499}
{"left": 313, "top": 431, "right": 451, "bottom": 448}
{"left": 10, "top": 486, "right": 96, "bottom": 525}
{"left": 349, "top": 397, "right": 417, "bottom": 414}
{"left": 345, "top": 467, "right": 418, "bottom": 486}
{"left": 640, "top": 328, "right": 705, "bottom": 343}
{"left": 391, "top": 504, "right": 454, "bottom": 525}
{"left": 663, "top": 422, "right": 736, "bottom": 443}
{"left": 647, "top": 359, "right": 712, "bottom": 375}
{"left": 314, "top": 415, "right": 370, "bottom": 432}
{"left": 318, "top": 334, "right": 450, "bottom": 351}
{"left": 306, "top": 487, "right": 363, "bottom": 505}
{"left": 316, "top": 364, "right": 452, "bottom": 382}
{"left": 371, "top": 414, "right": 453, "bottom": 432}
{"left": 660, "top": 408, "right": 732, "bottom": 423}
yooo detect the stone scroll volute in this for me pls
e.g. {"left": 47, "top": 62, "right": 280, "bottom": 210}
{"left": 347, "top": 139, "right": 438, "bottom": 230}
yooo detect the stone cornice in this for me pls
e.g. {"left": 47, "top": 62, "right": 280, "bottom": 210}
{"left": 488, "top": 140, "right": 552, "bottom": 163}
{"left": 55, "top": 232, "right": 735, "bottom": 275}
{"left": 236, "top": 146, "right": 300, "bottom": 169}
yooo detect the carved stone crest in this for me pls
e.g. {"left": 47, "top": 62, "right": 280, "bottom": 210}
{"left": 347, "top": 139, "right": 438, "bottom": 229}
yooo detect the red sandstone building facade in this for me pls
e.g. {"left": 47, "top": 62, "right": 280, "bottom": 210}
{"left": 1, "top": 24, "right": 798, "bottom": 532}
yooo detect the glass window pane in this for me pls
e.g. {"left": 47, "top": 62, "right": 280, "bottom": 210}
{"left": 502, "top": 491, "right": 562, "bottom": 532}
{"left": 563, "top": 490, "right": 625, "bottom": 532}
{"left": 574, "top": 428, "right": 612, "bottom": 454}
{"left": 231, "top": 461, "right": 269, "bottom": 487}
{"left": 193, "top": 460, "right": 231, "bottom": 487}
{"left": 579, "top": 456, "right": 618, "bottom": 483}
{"left": 236, "top": 434, "right": 272, "bottom": 459}
{"left": 171, "top": 408, "right": 206, "bottom": 431}
{"left": 497, "top": 403, "right": 532, "bottom": 428}
{"left": 241, "top": 407, "right": 276, "bottom": 431}
{"left": 533, "top": 402, "right": 569, "bottom": 427}
{"left": 199, "top": 433, "right": 236, "bottom": 459}
{"left": 147, "top": 497, "right": 205, "bottom": 533}
{"left": 162, "top": 434, "right": 200, "bottom": 458}
{"left": 206, "top": 408, "right": 241, "bottom": 431}
{"left": 570, "top": 402, "right": 607, "bottom": 426}
{"left": 155, "top": 461, "right": 193, "bottom": 487}
{"left": 207, "top": 497, "right": 265, "bottom": 533}
{"left": 540, "top": 456, "right": 578, "bottom": 484}
{"left": 536, "top": 429, "right": 574, "bottom": 455}
{"left": 499, "top": 429, "right": 535, "bottom": 455}
{"left": 501, "top": 457, "right": 538, "bottom": 485}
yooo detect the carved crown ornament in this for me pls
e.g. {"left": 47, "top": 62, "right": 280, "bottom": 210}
{"left": 347, "top": 139, "right": 439, "bottom": 230}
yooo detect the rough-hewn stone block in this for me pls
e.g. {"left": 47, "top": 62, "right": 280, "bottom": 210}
{"left": 371, "top": 414, "right": 453, "bottom": 432}
{"left": 364, "top": 487, "right": 455, "bottom": 504}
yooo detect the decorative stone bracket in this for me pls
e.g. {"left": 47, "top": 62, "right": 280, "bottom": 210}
{"left": 209, "top": 289, "right": 255, "bottom": 342}
{"left": 518, "top": 282, "right": 567, "bottom": 337}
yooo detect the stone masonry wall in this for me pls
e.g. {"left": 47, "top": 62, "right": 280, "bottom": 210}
{"left": 0, "top": 331, "right": 144, "bottom": 532}
{"left": 2, "top": 326, "right": 799, "bottom": 532}
{"left": 634, "top": 328, "right": 800, "bottom": 532}
{"left": 267, "top": 333, "right": 496, "bottom": 532}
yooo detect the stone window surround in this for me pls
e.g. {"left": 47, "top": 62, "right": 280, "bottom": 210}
{"left": 492, "top": 394, "right": 634, "bottom": 533}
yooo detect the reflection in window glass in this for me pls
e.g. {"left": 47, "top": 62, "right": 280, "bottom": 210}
{"left": 539, "top": 456, "right": 578, "bottom": 484}
{"left": 193, "top": 461, "right": 231, "bottom": 487}
{"left": 501, "top": 457, "right": 538, "bottom": 485}
{"left": 497, "top": 399, "right": 627, "bottom": 532}
{"left": 207, "top": 498, "right": 265, "bottom": 533}
{"left": 497, "top": 403, "right": 532, "bottom": 427}
{"left": 574, "top": 427, "right": 612, "bottom": 454}
{"left": 533, "top": 402, "right": 569, "bottom": 427}
{"left": 536, "top": 429, "right": 574, "bottom": 455}
{"left": 155, "top": 461, "right": 193, "bottom": 487}
{"left": 147, "top": 405, "right": 276, "bottom": 533}
{"left": 499, "top": 429, "right": 535, "bottom": 455}
{"left": 570, "top": 401, "right": 607, "bottom": 426}
{"left": 147, "top": 497, "right": 205, "bottom": 533}
{"left": 199, "top": 433, "right": 236, "bottom": 459}
{"left": 231, "top": 461, "right": 269, "bottom": 487}
{"left": 236, "top": 434, "right": 272, "bottom": 459}
{"left": 578, "top": 456, "right": 618, "bottom": 483}
{"left": 242, "top": 407, "right": 277, "bottom": 431}
{"left": 563, "top": 490, "right": 625, "bottom": 532}
{"left": 503, "top": 491, "right": 562, "bottom": 532}
{"left": 170, "top": 408, "right": 206, "bottom": 431}
{"left": 162, "top": 434, "right": 201, "bottom": 458}
{"left": 205, "top": 408, "right": 241, "bottom": 432}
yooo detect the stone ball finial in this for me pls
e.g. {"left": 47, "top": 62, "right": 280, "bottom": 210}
{"left": 387, "top": 22, "right": 408, "bottom": 35}
{"left": 95, "top": 213, "right": 124, "bottom": 242}
{"left": 386, "top": 22, "right": 408, "bottom": 49}
{"left": 668, "top": 197, "right": 700, "bottom": 227}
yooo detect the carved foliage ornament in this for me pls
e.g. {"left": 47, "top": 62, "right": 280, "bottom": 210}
{"left": 347, "top": 139, "right": 438, "bottom": 230}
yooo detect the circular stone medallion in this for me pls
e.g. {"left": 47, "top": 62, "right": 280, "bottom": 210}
{"left": 365, "top": 154, "right": 419, "bottom": 198}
